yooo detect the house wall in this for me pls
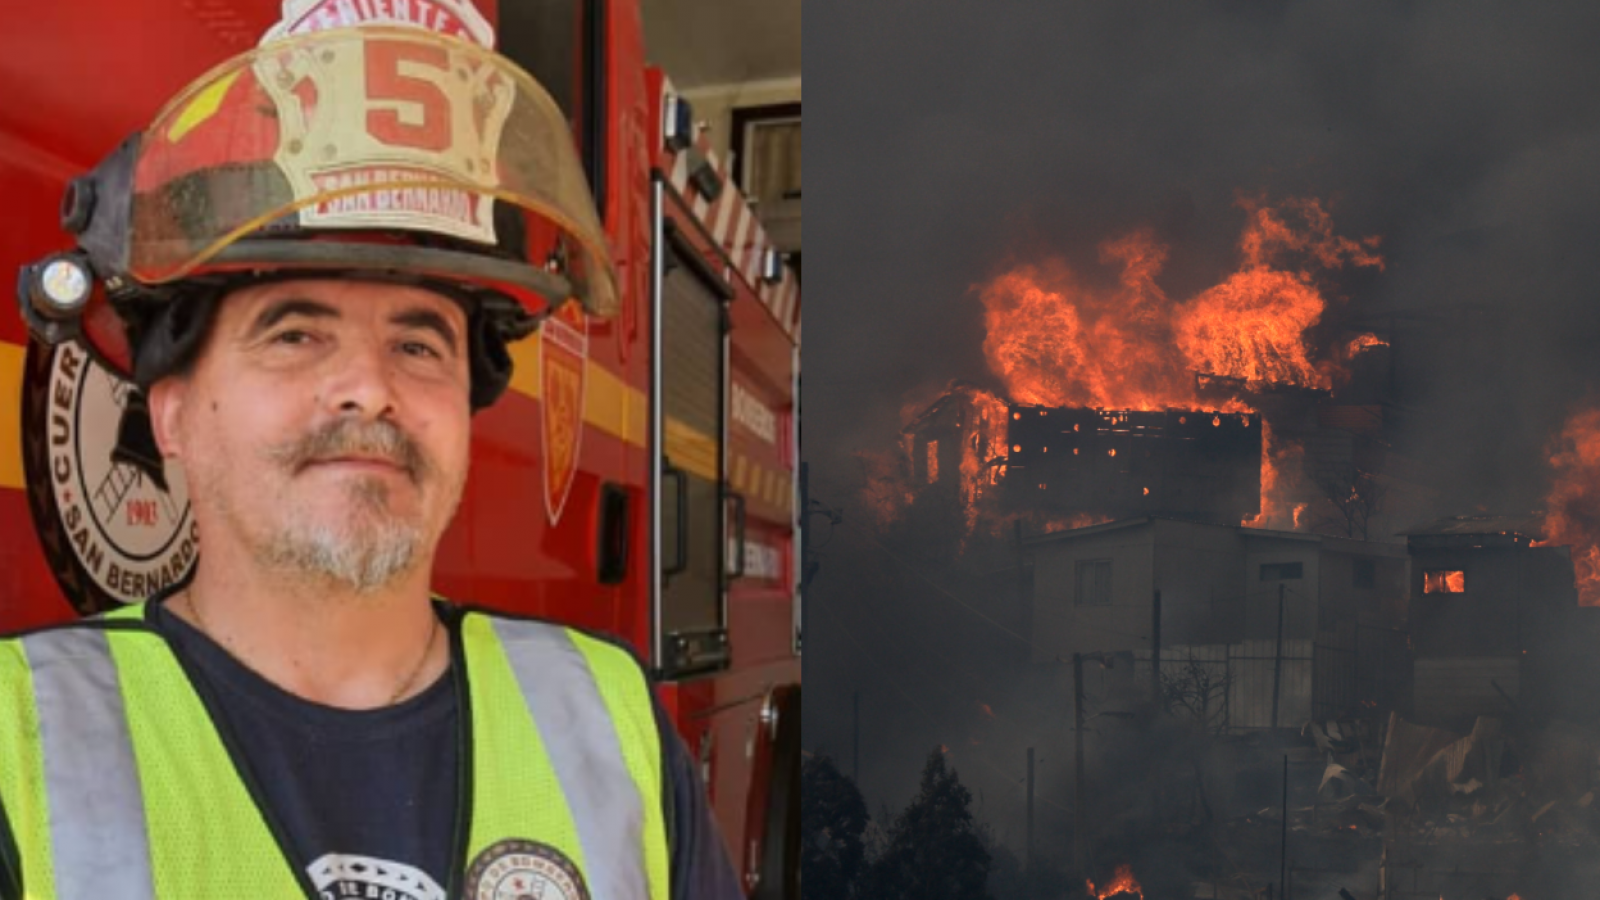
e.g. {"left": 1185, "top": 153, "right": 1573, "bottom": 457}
{"left": 1241, "top": 535, "right": 1321, "bottom": 643}
{"left": 1029, "top": 524, "right": 1155, "bottom": 663}
{"left": 1149, "top": 519, "right": 1245, "bottom": 645}
{"left": 1410, "top": 546, "right": 1529, "bottom": 659}
{"left": 1407, "top": 543, "right": 1600, "bottom": 727}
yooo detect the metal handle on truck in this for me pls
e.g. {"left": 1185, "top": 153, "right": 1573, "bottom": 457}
{"left": 726, "top": 489, "right": 747, "bottom": 579}
{"left": 664, "top": 464, "right": 689, "bottom": 576}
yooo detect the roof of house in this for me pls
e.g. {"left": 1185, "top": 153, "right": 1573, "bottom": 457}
{"left": 1397, "top": 514, "right": 1546, "bottom": 540}
{"left": 1019, "top": 515, "right": 1398, "bottom": 550}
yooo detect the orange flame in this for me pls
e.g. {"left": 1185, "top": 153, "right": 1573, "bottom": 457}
{"left": 979, "top": 197, "right": 1380, "bottom": 413}
{"left": 1242, "top": 420, "right": 1309, "bottom": 529}
{"left": 1540, "top": 404, "right": 1600, "bottom": 605}
{"left": 1086, "top": 863, "right": 1144, "bottom": 899}
{"left": 873, "top": 197, "right": 1380, "bottom": 543}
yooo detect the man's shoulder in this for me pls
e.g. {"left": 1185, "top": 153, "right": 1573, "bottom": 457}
{"left": 0, "top": 604, "right": 156, "bottom": 684}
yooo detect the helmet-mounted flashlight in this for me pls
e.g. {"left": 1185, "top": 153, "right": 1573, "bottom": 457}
{"left": 17, "top": 252, "right": 95, "bottom": 347}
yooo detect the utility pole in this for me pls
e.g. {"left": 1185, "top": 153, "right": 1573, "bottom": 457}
{"left": 1073, "top": 652, "right": 1087, "bottom": 878}
{"left": 799, "top": 461, "right": 842, "bottom": 595}
{"left": 1281, "top": 754, "right": 1289, "bottom": 900}
{"left": 1151, "top": 589, "right": 1162, "bottom": 705}
{"left": 1026, "top": 746, "right": 1035, "bottom": 874}
{"left": 1271, "top": 583, "right": 1286, "bottom": 729}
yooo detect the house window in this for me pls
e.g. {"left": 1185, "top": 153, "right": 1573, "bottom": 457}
{"left": 1260, "top": 562, "right": 1304, "bottom": 581}
{"left": 1424, "top": 569, "right": 1466, "bottom": 593}
{"left": 1352, "top": 558, "right": 1376, "bottom": 590}
{"left": 1076, "top": 559, "right": 1113, "bottom": 606}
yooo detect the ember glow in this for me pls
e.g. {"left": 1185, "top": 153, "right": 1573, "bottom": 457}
{"left": 1085, "top": 863, "right": 1144, "bottom": 899}
{"left": 1423, "top": 570, "right": 1466, "bottom": 594}
{"left": 857, "top": 449, "right": 915, "bottom": 528}
{"left": 1539, "top": 404, "right": 1600, "bottom": 605}
{"left": 1346, "top": 332, "right": 1389, "bottom": 356}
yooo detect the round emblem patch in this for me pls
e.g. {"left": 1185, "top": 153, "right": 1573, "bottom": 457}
{"left": 22, "top": 341, "right": 198, "bottom": 614}
{"left": 464, "top": 840, "right": 589, "bottom": 900}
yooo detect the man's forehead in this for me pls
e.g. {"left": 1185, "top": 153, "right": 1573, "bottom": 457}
{"left": 223, "top": 279, "right": 468, "bottom": 327}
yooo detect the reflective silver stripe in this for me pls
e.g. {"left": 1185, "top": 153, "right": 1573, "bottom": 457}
{"left": 25, "top": 629, "right": 155, "bottom": 900}
{"left": 490, "top": 619, "right": 649, "bottom": 900}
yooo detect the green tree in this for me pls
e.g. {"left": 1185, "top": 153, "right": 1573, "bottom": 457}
{"left": 866, "top": 749, "right": 992, "bottom": 900}
{"left": 802, "top": 754, "right": 870, "bottom": 900}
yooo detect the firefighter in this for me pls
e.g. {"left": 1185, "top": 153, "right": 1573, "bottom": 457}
{"left": 0, "top": 5, "right": 742, "bottom": 899}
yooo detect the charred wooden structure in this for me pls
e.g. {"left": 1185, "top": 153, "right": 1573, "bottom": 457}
{"left": 1006, "top": 406, "right": 1262, "bottom": 524}
{"left": 1401, "top": 515, "right": 1600, "bottom": 731}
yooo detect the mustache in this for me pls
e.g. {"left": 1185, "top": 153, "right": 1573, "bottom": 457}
{"left": 267, "top": 418, "right": 431, "bottom": 483}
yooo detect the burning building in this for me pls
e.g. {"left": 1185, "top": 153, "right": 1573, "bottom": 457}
{"left": 1401, "top": 515, "right": 1600, "bottom": 730}
{"left": 906, "top": 395, "right": 1263, "bottom": 526}
{"left": 1005, "top": 406, "right": 1261, "bottom": 523}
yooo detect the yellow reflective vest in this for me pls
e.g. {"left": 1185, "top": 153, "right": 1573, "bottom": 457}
{"left": 0, "top": 602, "right": 671, "bottom": 899}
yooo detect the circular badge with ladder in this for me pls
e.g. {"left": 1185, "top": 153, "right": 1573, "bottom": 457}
{"left": 464, "top": 840, "right": 590, "bottom": 900}
{"left": 22, "top": 341, "right": 198, "bottom": 615}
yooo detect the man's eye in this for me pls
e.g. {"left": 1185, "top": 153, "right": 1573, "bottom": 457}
{"left": 271, "top": 329, "right": 313, "bottom": 346}
{"left": 400, "top": 340, "right": 443, "bottom": 359}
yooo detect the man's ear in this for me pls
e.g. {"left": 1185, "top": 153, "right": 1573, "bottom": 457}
{"left": 146, "top": 377, "right": 187, "bottom": 460}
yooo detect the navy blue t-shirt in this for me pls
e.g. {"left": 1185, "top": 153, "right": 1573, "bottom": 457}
{"left": 146, "top": 600, "right": 742, "bottom": 900}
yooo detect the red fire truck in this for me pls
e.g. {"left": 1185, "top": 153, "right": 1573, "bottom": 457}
{"left": 0, "top": 1, "right": 801, "bottom": 896}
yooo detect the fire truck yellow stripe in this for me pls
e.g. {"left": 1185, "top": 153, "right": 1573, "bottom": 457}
{"left": 0, "top": 342, "right": 24, "bottom": 490}
{"left": 664, "top": 418, "right": 719, "bottom": 483}
{"left": 585, "top": 365, "right": 648, "bottom": 448}
{"left": 506, "top": 340, "right": 647, "bottom": 448}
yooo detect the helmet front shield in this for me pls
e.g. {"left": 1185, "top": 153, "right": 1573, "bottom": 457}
{"left": 126, "top": 26, "right": 616, "bottom": 317}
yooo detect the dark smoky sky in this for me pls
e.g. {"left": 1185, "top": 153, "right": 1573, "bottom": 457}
{"left": 802, "top": 0, "right": 1600, "bottom": 830}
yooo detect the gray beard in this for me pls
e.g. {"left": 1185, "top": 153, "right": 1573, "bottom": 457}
{"left": 259, "top": 476, "right": 423, "bottom": 594}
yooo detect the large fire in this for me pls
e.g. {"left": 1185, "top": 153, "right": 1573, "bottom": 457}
{"left": 866, "top": 196, "right": 1383, "bottom": 541}
{"left": 1086, "top": 863, "right": 1144, "bottom": 899}
{"left": 979, "top": 196, "right": 1381, "bottom": 412}
{"left": 971, "top": 196, "right": 1379, "bottom": 531}
{"left": 1539, "top": 404, "right": 1600, "bottom": 605}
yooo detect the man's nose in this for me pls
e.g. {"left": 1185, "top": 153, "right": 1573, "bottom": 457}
{"left": 321, "top": 339, "right": 398, "bottom": 419}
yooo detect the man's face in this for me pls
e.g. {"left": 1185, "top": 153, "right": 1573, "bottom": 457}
{"left": 150, "top": 279, "right": 474, "bottom": 593}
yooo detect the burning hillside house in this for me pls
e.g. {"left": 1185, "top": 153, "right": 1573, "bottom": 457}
{"left": 846, "top": 199, "right": 1600, "bottom": 899}
{"left": 873, "top": 197, "right": 1429, "bottom": 549}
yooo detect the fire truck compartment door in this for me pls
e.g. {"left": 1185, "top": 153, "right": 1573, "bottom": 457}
{"left": 657, "top": 228, "right": 730, "bottom": 677}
